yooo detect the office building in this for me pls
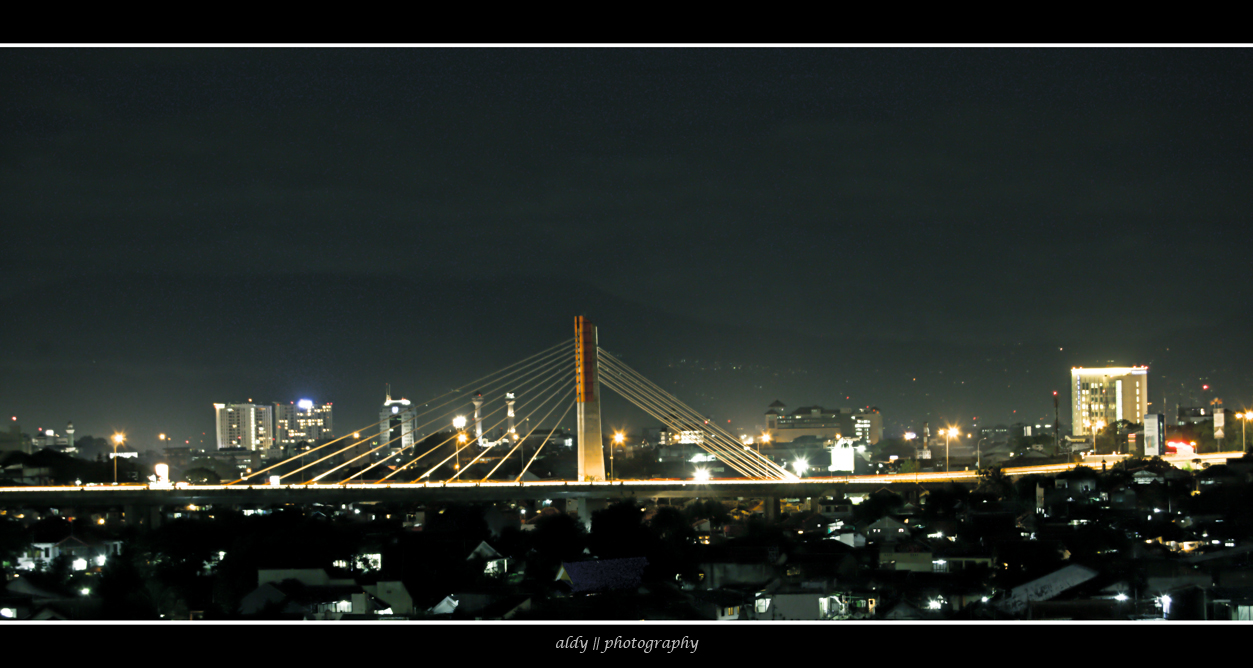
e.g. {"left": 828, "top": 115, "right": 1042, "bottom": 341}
{"left": 275, "top": 400, "right": 334, "bottom": 445}
{"left": 764, "top": 401, "right": 882, "bottom": 445}
{"left": 214, "top": 402, "right": 274, "bottom": 450}
{"left": 1070, "top": 366, "right": 1148, "bottom": 436}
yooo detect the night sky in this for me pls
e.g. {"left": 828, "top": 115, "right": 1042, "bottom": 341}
{"left": 3, "top": 48, "right": 1251, "bottom": 450}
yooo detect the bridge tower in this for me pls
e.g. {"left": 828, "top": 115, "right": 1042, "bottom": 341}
{"left": 575, "top": 316, "right": 606, "bottom": 481}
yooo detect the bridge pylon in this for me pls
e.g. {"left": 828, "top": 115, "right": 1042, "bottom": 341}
{"left": 575, "top": 316, "right": 606, "bottom": 481}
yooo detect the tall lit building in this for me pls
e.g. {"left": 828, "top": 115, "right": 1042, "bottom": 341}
{"left": 380, "top": 392, "right": 417, "bottom": 455}
{"left": 1070, "top": 366, "right": 1148, "bottom": 436}
{"left": 275, "top": 400, "right": 334, "bottom": 445}
{"left": 214, "top": 402, "right": 274, "bottom": 450}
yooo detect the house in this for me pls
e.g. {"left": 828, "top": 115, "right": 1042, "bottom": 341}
{"left": 864, "top": 516, "right": 911, "bottom": 543}
{"left": 817, "top": 499, "right": 853, "bottom": 520}
{"left": 1055, "top": 474, "right": 1099, "bottom": 494}
{"left": 465, "top": 540, "right": 512, "bottom": 577}
{"left": 749, "top": 583, "right": 880, "bottom": 620}
{"left": 17, "top": 535, "right": 123, "bottom": 572}
{"left": 361, "top": 581, "right": 415, "bottom": 616}
{"left": 2, "top": 578, "right": 102, "bottom": 620}
{"left": 880, "top": 600, "right": 932, "bottom": 619}
{"left": 688, "top": 589, "right": 748, "bottom": 620}
{"left": 1196, "top": 465, "right": 1242, "bottom": 487}
{"left": 240, "top": 569, "right": 389, "bottom": 619}
{"left": 993, "top": 564, "right": 1099, "bottom": 617}
{"left": 879, "top": 540, "right": 934, "bottom": 572}
{"left": 555, "top": 557, "right": 649, "bottom": 594}
{"left": 698, "top": 547, "right": 781, "bottom": 589}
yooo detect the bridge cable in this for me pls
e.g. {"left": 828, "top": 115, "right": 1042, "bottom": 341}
{"left": 448, "top": 382, "right": 573, "bottom": 482}
{"left": 229, "top": 339, "right": 573, "bottom": 485}
{"left": 480, "top": 386, "right": 576, "bottom": 482}
{"left": 598, "top": 350, "right": 795, "bottom": 480}
{"left": 516, "top": 398, "right": 577, "bottom": 482}
{"left": 599, "top": 373, "right": 766, "bottom": 479}
{"left": 340, "top": 359, "right": 574, "bottom": 484}
{"left": 299, "top": 352, "right": 572, "bottom": 483}
{"left": 386, "top": 366, "right": 576, "bottom": 483}
{"left": 596, "top": 357, "right": 785, "bottom": 479}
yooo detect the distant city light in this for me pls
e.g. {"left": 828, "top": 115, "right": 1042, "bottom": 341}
{"left": 298, "top": 399, "right": 314, "bottom": 410}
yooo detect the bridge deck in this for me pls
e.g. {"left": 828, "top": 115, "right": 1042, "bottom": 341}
{"left": 0, "top": 452, "right": 1233, "bottom": 506}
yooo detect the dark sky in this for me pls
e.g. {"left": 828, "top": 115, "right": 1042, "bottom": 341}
{"left": 3, "top": 48, "right": 1251, "bottom": 450}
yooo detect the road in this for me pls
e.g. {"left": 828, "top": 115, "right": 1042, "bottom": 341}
{"left": 0, "top": 452, "right": 1241, "bottom": 504}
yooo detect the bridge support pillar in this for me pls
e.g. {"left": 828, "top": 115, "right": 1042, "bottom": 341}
{"left": 764, "top": 496, "right": 780, "bottom": 522}
{"left": 570, "top": 497, "right": 606, "bottom": 531}
{"left": 575, "top": 316, "right": 606, "bottom": 482}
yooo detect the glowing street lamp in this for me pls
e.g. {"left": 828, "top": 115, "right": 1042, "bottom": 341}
{"left": 1238, "top": 412, "right": 1251, "bottom": 453}
{"left": 944, "top": 428, "right": 959, "bottom": 473}
{"left": 793, "top": 458, "right": 808, "bottom": 477}
{"left": 452, "top": 417, "right": 469, "bottom": 471}
{"left": 608, "top": 431, "right": 623, "bottom": 478}
{"left": 111, "top": 433, "right": 125, "bottom": 484}
{"left": 693, "top": 467, "right": 710, "bottom": 482}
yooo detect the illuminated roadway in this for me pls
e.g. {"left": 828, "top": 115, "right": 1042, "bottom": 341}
{"left": 0, "top": 452, "right": 1238, "bottom": 506}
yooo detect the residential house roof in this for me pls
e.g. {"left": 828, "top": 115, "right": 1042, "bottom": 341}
{"left": 556, "top": 557, "right": 649, "bottom": 594}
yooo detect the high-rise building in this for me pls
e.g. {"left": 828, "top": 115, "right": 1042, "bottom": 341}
{"left": 214, "top": 403, "right": 274, "bottom": 450}
{"left": 1070, "top": 366, "right": 1148, "bottom": 436}
{"left": 275, "top": 400, "right": 334, "bottom": 445}
{"left": 380, "top": 392, "right": 417, "bottom": 455}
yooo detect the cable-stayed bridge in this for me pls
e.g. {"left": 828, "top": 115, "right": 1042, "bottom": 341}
{"left": 0, "top": 317, "right": 1233, "bottom": 510}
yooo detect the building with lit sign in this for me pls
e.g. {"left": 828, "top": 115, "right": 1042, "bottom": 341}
{"left": 379, "top": 392, "right": 416, "bottom": 455}
{"left": 1070, "top": 366, "right": 1148, "bottom": 436}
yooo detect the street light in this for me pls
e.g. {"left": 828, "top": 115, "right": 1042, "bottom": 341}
{"left": 111, "top": 433, "right": 125, "bottom": 484}
{"left": 1238, "top": 412, "right": 1251, "bottom": 453}
{"left": 945, "top": 428, "right": 959, "bottom": 473}
{"left": 453, "top": 417, "right": 468, "bottom": 472}
{"left": 976, "top": 436, "right": 987, "bottom": 470}
{"left": 612, "top": 431, "right": 625, "bottom": 481}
